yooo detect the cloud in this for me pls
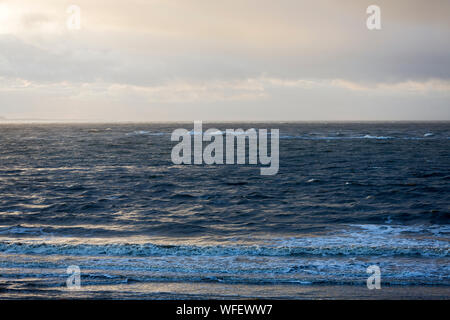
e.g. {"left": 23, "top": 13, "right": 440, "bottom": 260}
{"left": 0, "top": 0, "right": 449, "bottom": 120}
{"left": 1, "top": 75, "right": 448, "bottom": 105}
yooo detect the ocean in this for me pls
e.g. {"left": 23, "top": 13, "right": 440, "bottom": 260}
{"left": 0, "top": 122, "right": 448, "bottom": 299}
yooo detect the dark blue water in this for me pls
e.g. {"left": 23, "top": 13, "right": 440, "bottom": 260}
{"left": 0, "top": 122, "right": 449, "bottom": 298}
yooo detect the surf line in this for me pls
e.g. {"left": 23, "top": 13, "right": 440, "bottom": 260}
{"left": 171, "top": 121, "right": 279, "bottom": 175}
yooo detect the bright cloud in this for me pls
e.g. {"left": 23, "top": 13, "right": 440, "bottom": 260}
{"left": 0, "top": 0, "right": 449, "bottom": 121}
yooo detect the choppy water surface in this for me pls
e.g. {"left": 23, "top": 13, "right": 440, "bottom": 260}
{"left": 0, "top": 122, "right": 449, "bottom": 299}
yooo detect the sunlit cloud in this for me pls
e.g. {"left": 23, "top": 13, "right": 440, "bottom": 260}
{"left": 0, "top": 0, "right": 449, "bottom": 120}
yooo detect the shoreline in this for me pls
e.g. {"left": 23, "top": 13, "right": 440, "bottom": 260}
{"left": 1, "top": 282, "right": 449, "bottom": 300}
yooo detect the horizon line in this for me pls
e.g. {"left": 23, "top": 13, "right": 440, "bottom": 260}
{"left": 1, "top": 119, "right": 450, "bottom": 124}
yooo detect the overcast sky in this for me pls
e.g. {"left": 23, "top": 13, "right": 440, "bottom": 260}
{"left": 0, "top": 0, "right": 449, "bottom": 121}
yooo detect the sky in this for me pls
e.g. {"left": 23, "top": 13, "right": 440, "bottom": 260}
{"left": 0, "top": 0, "right": 449, "bottom": 121}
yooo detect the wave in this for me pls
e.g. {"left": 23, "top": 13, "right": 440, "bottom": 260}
{"left": 125, "top": 130, "right": 166, "bottom": 136}
{"left": 0, "top": 224, "right": 448, "bottom": 289}
{"left": 278, "top": 135, "right": 440, "bottom": 140}
{"left": 0, "top": 226, "right": 447, "bottom": 258}
{"left": 121, "top": 131, "right": 446, "bottom": 140}
{"left": 119, "top": 131, "right": 446, "bottom": 140}
{"left": 1, "top": 271, "right": 447, "bottom": 287}
{"left": 1, "top": 245, "right": 448, "bottom": 287}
